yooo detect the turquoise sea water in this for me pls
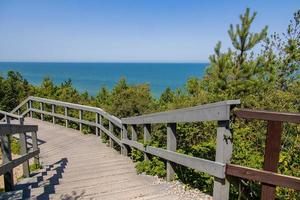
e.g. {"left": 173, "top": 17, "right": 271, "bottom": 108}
{"left": 0, "top": 62, "right": 208, "bottom": 97}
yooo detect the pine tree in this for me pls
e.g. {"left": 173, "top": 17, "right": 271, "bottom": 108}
{"left": 228, "top": 8, "right": 268, "bottom": 69}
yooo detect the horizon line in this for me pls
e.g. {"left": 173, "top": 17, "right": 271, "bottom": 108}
{"left": 0, "top": 60, "right": 210, "bottom": 64}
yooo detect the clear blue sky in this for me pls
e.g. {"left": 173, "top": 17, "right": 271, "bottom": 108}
{"left": 0, "top": 0, "right": 298, "bottom": 62}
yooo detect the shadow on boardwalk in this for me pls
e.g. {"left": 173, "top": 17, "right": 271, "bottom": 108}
{"left": 15, "top": 158, "right": 85, "bottom": 200}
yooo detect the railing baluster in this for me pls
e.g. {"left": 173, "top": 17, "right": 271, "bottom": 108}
{"left": 95, "top": 113, "right": 99, "bottom": 136}
{"left": 19, "top": 117, "right": 30, "bottom": 178}
{"left": 121, "top": 124, "right": 129, "bottom": 156}
{"left": 99, "top": 114, "right": 103, "bottom": 137}
{"left": 1, "top": 116, "right": 14, "bottom": 191}
{"left": 79, "top": 110, "right": 83, "bottom": 132}
{"left": 213, "top": 120, "right": 232, "bottom": 200}
{"left": 65, "top": 107, "right": 69, "bottom": 128}
{"left": 109, "top": 121, "right": 114, "bottom": 148}
{"left": 167, "top": 123, "right": 177, "bottom": 181}
{"left": 52, "top": 104, "right": 55, "bottom": 124}
{"left": 143, "top": 124, "right": 151, "bottom": 161}
{"left": 40, "top": 102, "right": 44, "bottom": 120}
{"left": 131, "top": 125, "right": 137, "bottom": 141}
{"left": 27, "top": 100, "right": 32, "bottom": 117}
{"left": 32, "top": 131, "right": 39, "bottom": 165}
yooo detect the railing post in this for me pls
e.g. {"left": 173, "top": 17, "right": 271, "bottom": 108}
{"left": 79, "top": 110, "right": 83, "bottom": 132}
{"left": 32, "top": 131, "right": 40, "bottom": 165}
{"left": 143, "top": 124, "right": 151, "bottom": 161}
{"left": 121, "top": 124, "right": 129, "bottom": 156}
{"left": 95, "top": 113, "right": 99, "bottom": 136}
{"left": 40, "top": 102, "right": 44, "bottom": 121}
{"left": 19, "top": 117, "right": 30, "bottom": 178}
{"left": 131, "top": 125, "right": 137, "bottom": 141}
{"left": 261, "top": 121, "right": 283, "bottom": 200}
{"left": 213, "top": 120, "right": 232, "bottom": 200}
{"left": 27, "top": 100, "right": 32, "bottom": 117}
{"left": 65, "top": 107, "right": 69, "bottom": 128}
{"left": 109, "top": 121, "right": 114, "bottom": 148}
{"left": 1, "top": 116, "right": 14, "bottom": 191}
{"left": 52, "top": 104, "right": 55, "bottom": 124}
{"left": 167, "top": 123, "right": 177, "bottom": 181}
{"left": 99, "top": 114, "right": 103, "bottom": 137}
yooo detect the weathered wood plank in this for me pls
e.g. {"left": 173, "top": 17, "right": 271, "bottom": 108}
{"left": 32, "top": 131, "right": 39, "bottom": 164}
{"left": 143, "top": 124, "right": 151, "bottom": 161}
{"left": 131, "top": 125, "right": 137, "bottom": 141}
{"left": 95, "top": 113, "right": 99, "bottom": 136}
{"left": 29, "top": 100, "right": 33, "bottom": 117}
{"left": 64, "top": 107, "right": 69, "bottom": 128}
{"left": 79, "top": 110, "right": 83, "bottom": 132}
{"left": 19, "top": 118, "right": 30, "bottom": 178}
{"left": 1, "top": 116, "right": 14, "bottom": 191}
{"left": 213, "top": 120, "right": 232, "bottom": 200}
{"left": 121, "top": 139, "right": 225, "bottom": 178}
{"left": 0, "top": 150, "right": 40, "bottom": 176}
{"left": 0, "top": 110, "right": 22, "bottom": 120}
{"left": 29, "top": 96, "right": 122, "bottom": 127}
{"left": 121, "top": 124, "right": 129, "bottom": 156}
{"left": 167, "top": 123, "right": 177, "bottom": 181}
{"left": 122, "top": 100, "right": 240, "bottom": 124}
{"left": 28, "top": 108, "right": 122, "bottom": 145}
{"left": 0, "top": 124, "right": 38, "bottom": 136}
{"left": 40, "top": 102, "right": 44, "bottom": 121}
{"left": 51, "top": 104, "right": 55, "bottom": 124}
{"left": 234, "top": 109, "right": 300, "bottom": 123}
{"left": 31, "top": 108, "right": 95, "bottom": 127}
{"left": 10, "top": 97, "right": 31, "bottom": 115}
{"left": 261, "top": 121, "right": 283, "bottom": 200}
{"left": 98, "top": 123, "right": 121, "bottom": 146}
{"left": 226, "top": 164, "right": 300, "bottom": 191}
{"left": 109, "top": 121, "right": 114, "bottom": 148}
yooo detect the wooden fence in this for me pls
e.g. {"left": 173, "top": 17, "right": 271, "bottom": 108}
{"left": 227, "top": 109, "right": 300, "bottom": 200}
{"left": 6, "top": 96, "right": 300, "bottom": 199}
{"left": 0, "top": 111, "right": 39, "bottom": 192}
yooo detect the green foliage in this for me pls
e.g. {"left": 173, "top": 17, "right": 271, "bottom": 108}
{"left": 136, "top": 157, "right": 166, "bottom": 178}
{"left": 29, "top": 162, "right": 42, "bottom": 172}
{"left": 11, "top": 137, "right": 21, "bottom": 155}
{"left": 131, "top": 148, "right": 143, "bottom": 162}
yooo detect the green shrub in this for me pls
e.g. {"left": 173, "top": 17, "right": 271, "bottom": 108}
{"left": 136, "top": 157, "right": 166, "bottom": 178}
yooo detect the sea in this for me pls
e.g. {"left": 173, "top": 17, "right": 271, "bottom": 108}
{"left": 0, "top": 62, "right": 208, "bottom": 97}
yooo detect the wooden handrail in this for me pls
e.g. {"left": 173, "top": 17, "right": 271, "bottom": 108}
{"left": 234, "top": 109, "right": 300, "bottom": 123}
{"left": 0, "top": 110, "right": 23, "bottom": 120}
{"left": 226, "top": 164, "right": 300, "bottom": 191}
{"left": 0, "top": 124, "right": 38, "bottom": 136}
{"left": 29, "top": 96, "right": 122, "bottom": 127}
{"left": 122, "top": 100, "right": 240, "bottom": 124}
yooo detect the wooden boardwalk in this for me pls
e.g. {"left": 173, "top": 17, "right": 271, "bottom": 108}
{"left": 11, "top": 118, "right": 211, "bottom": 200}
{"left": 2, "top": 97, "right": 299, "bottom": 200}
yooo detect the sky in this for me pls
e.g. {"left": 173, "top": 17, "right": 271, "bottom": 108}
{"left": 0, "top": 0, "right": 298, "bottom": 63}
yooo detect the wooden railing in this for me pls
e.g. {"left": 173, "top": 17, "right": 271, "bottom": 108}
{"left": 121, "top": 100, "right": 240, "bottom": 200}
{"left": 10, "top": 96, "right": 123, "bottom": 148}
{"left": 226, "top": 109, "right": 300, "bottom": 200}
{"left": 5, "top": 96, "right": 300, "bottom": 199}
{"left": 0, "top": 113, "right": 39, "bottom": 192}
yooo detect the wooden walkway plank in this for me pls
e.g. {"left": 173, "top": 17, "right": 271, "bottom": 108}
{"left": 13, "top": 118, "right": 212, "bottom": 200}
